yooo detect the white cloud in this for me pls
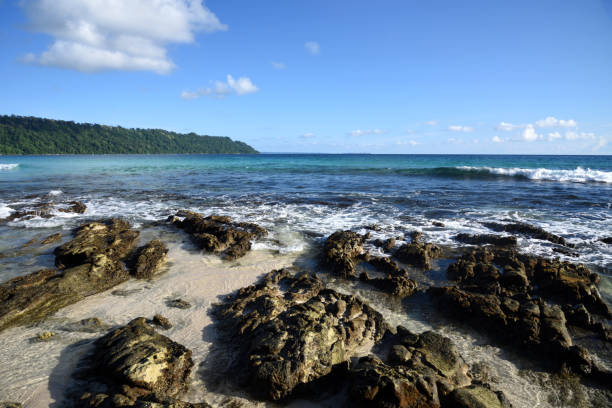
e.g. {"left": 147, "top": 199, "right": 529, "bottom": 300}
{"left": 271, "top": 61, "right": 286, "bottom": 70}
{"left": 226, "top": 74, "right": 258, "bottom": 95}
{"left": 22, "top": 0, "right": 227, "bottom": 74}
{"left": 535, "top": 116, "right": 577, "bottom": 128}
{"left": 496, "top": 122, "right": 524, "bottom": 131}
{"left": 522, "top": 124, "right": 540, "bottom": 142}
{"left": 424, "top": 120, "right": 437, "bottom": 126}
{"left": 181, "top": 74, "right": 258, "bottom": 100}
{"left": 301, "top": 133, "right": 315, "bottom": 138}
{"left": 448, "top": 125, "right": 474, "bottom": 132}
{"left": 304, "top": 41, "right": 320, "bottom": 55}
{"left": 594, "top": 136, "right": 608, "bottom": 151}
{"left": 492, "top": 135, "right": 503, "bottom": 143}
{"left": 547, "top": 132, "right": 562, "bottom": 141}
{"left": 349, "top": 129, "right": 386, "bottom": 136}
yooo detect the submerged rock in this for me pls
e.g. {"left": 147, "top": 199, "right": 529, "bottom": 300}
{"left": 454, "top": 233, "right": 517, "bottom": 247}
{"left": 394, "top": 242, "right": 442, "bottom": 270}
{"left": 0, "top": 200, "right": 87, "bottom": 223}
{"left": 360, "top": 272, "right": 418, "bottom": 298}
{"left": 599, "top": 237, "right": 612, "bottom": 245}
{"left": 40, "top": 232, "right": 62, "bottom": 245}
{"left": 73, "top": 318, "right": 204, "bottom": 407}
{"left": 167, "top": 298, "right": 192, "bottom": 309}
{"left": 483, "top": 222, "right": 573, "bottom": 247}
{"left": 212, "top": 269, "right": 388, "bottom": 400}
{"left": 171, "top": 211, "right": 267, "bottom": 260}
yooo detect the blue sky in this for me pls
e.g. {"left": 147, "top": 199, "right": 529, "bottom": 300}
{"left": 0, "top": 0, "right": 611, "bottom": 154}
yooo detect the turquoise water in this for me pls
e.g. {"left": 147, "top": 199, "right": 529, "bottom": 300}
{"left": 1, "top": 154, "right": 611, "bottom": 272}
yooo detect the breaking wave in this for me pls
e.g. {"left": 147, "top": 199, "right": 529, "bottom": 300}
{"left": 455, "top": 166, "right": 612, "bottom": 184}
{"left": 0, "top": 163, "right": 18, "bottom": 170}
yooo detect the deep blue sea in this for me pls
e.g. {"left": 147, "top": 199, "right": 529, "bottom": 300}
{"left": 1, "top": 154, "right": 611, "bottom": 273}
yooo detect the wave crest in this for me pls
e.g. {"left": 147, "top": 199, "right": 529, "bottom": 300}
{"left": 0, "top": 163, "right": 18, "bottom": 170}
{"left": 456, "top": 166, "right": 612, "bottom": 184}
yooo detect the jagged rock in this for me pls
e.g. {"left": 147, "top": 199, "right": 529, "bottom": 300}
{"left": 323, "top": 230, "right": 366, "bottom": 278}
{"left": 395, "top": 242, "right": 441, "bottom": 270}
{"left": 171, "top": 211, "right": 267, "bottom": 260}
{"left": 151, "top": 314, "right": 173, "bottom": 330}
{"left": 130, "top": 240, "right": 168, "bottom": 279}
{"left": 432, "top": 221, "right": 445, "bottom": 227}
{"left": 167, "top": 299, "right": 191, "bottom": 309}
{"left": 0, "top": 219, "right": 138, "bottom": 332}
{"left": 483, "top": 222, "right": 573, "bottom": 247}
{"left": 360, "top": 273, "right": 418, "bottom": 298}
{"left": 54, "top": 219, "right": 139, "bottom": 269}
{"left": 349, "top": 355, "right": 440, "bottom": 408}
{"left": 41, "top": 232, "right": 62, "bottom": 245}
{"left": 599, "top": 237, "right": 612, "bottom": 245}
{"left": 348, "top": 330, "right": 503, "bottom": 408}
{"left": 212, "top": 269, "right": 388, "bottom": 400}
{"left": 446, "top": 383, "right": 512, "bottom": 408}
{"left": 0, "top": 403, "right": 22, "bottom": 408}
{"left": 73, "top": 318, "right": 198, "bottom": 407}
{"left": 454, "top": 234, "right": 517, "bottom": 247}
{"left": 445, "top": 248, "right": 610, "bottom": 318}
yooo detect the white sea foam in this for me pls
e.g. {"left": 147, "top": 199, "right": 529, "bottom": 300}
{"left": 0, "top": 163, "right": 19, "bottom": 170}
{"left": 0, "top": 204, "right": 14, "bottom": 219}
{"left": 458, "top": 166, "right": 612, "bottom": 183}
{"left": 48, "top": 190, "right": 63, "bottom": 196}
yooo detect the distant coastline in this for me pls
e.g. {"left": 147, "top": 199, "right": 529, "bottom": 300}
{"left": 0, "top": 115, "right": 258, "bottom": 155}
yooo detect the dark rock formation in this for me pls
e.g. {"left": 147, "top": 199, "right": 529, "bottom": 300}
{"left": 432, "top": 221, "right": 445, "bottom": 227}
{"left": 483, "top": 222, "right": 573, "bottom": 247}
{"left": 373, "top": 237, "right": 396, "bottom": 252}
{"left": 212, "top": 269, "right": 389, "bottom": 400}
{"left": 429, "top": 247, "right": 612, "bottom": 382}
{"left": 129, "top": 239, "right": 168, "bottom": 279}
{"left": 170, "top": 211, "right": 267, "bottom": 260}
{"left": 599, "top": 237, "right": 612, "bottom": 245}
{"left": 0, "top": 219, "right": 146, "bottom": 332}
{"left": 395, "top": 242, "right": 442, "bottom": 270}
{"left": 348, "top": 329, "right": 510, "bottom": 408}
{"left": 73, "top": 318, "right": 206, "bottom": 407}
{"left": 454, "top": 233, "right": 517, "bottom": 247}
{"left": 322, "top": 230, "right": 366, "bottom": 278}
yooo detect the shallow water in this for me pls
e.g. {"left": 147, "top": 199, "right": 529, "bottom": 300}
{"left": 0, "top": 154, "right": 611, "bottom": 407}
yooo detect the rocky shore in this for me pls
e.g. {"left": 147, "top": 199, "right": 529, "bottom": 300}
{"left": 0, "top": 211, "right": 610, "bottom": 407}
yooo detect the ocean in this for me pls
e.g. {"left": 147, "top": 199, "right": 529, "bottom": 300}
{"left": 0, "top": 153, "right": 611, "bottom": 407}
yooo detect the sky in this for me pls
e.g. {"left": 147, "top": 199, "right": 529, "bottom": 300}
{"left": 0, "top": 0, "right": 611, "bottom": 154}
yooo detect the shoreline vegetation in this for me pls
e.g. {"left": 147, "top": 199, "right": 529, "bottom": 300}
{"left": 0, "top": 115, "right": 258, "bottom": 155}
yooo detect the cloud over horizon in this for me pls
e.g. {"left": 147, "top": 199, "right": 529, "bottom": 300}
{"left": 22, "top": 0, "right": 227, "bottom": 74}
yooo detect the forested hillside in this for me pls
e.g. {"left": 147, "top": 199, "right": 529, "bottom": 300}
{"left": 0, "top": 115, "right": 258, "bottom": 154}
